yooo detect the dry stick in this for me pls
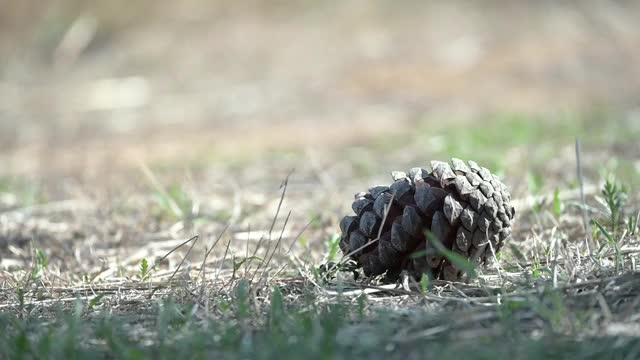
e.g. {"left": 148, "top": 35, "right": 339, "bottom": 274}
{"left": 575, "top": 138, "right": 595, "bottom": 261}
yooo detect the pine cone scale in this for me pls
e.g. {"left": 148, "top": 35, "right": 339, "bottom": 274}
{"left": 338, "top": 158, "right": 515, "bottom": 280}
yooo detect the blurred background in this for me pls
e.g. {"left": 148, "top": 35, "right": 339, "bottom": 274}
{"left": 1, "top": 0, "right": 640, "bottom": 283}
{"left": 3, "top": 2, "right": 640, "bottom": 353}
{"left": 1, "top": 0, "right": 639, "bottom": 182}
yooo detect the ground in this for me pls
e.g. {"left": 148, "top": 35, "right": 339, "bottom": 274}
{"left": 1, "top": 1, "right": 640, "bottom": 359}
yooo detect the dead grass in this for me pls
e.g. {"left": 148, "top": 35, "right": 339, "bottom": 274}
{"left": 1, "top": 2, "right": 640, "bottom": 356}
{"left": 0, "top": 114, "right": 639, "bottom": 357}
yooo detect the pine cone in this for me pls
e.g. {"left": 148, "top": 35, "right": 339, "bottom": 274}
{"left": 338, "top": 159, "right": 515, "bottom": 281}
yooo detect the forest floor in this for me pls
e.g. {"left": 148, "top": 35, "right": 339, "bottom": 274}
{"left": 1, "top": 1, "right": 640, "bottom": 358}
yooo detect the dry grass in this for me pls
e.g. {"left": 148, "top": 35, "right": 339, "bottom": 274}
{"left": 1, "top": 1, "right": 640, "bottom": 357}
{"left": 1, "top": 114, "right": 639, "bottom": 358}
